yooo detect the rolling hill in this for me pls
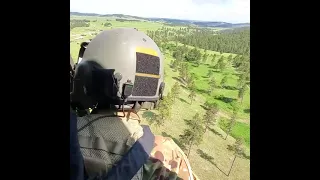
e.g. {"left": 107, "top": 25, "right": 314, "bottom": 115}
{"left": 70, "top": 12, "right": 250, "bottom": 28}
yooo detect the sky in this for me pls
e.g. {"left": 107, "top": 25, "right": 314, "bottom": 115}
{"left": 70, "top": 0, "right": 250, "bottom": 23}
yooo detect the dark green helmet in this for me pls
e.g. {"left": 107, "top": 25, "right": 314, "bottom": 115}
{"left": 71, "top": 28, "right": 165, "bottom": 111}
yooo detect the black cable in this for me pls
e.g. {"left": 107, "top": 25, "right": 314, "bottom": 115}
{"left": 77, "top": 114, "right": 118, "bottom": 133}
{"left": 77, "top": 101, "right": 130, "bottom": 132}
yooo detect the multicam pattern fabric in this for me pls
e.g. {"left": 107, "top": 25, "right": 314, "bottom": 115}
{"left": 143, "top": 136, "right": 194, "bottom": 180}
{"left": 77, "top": 112, "right": 144, "bottom": 180}
{"left": 77, "top": 111, "right": 196, "bottom": 180}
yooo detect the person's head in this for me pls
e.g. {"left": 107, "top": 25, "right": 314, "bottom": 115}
{"left": 71, "top": 28, "right": 165, "bottom": 116}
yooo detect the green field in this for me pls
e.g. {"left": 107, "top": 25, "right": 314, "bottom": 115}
{"left": 139, "top": 49, "right": 250, "bottom": 180}
{"left": 219, "top": 117, "right": 250, "bottom": 147}
{"left": 70, "top": 16, "right": 183, "bottom": 64}
{"left": 70, "top": 16, "right": 250, "bottom": 180}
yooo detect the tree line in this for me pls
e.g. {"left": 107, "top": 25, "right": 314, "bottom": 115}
{"left": 147, "top": 27, "right": 250, "bottom": 56}
{"left": 177, "top": 28, "right": 250, "bottom": 55}
{"left": 115, "top": 19, "right": 141, "bottom": 22}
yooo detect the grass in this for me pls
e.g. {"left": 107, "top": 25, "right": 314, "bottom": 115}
{"left": 70, "top": 18, "right": 250, "bottom": 180}
{"left": 231, "top": 122, "right": 250, "bottom": 147}
{"left": 70, "top": 16, "right": 185, "bottom": 62}
{"left": 166, "top": 42, "right": 250, "bottom": 119}
{"left": 219, "top": 117, "right": 250, "bottom": 147}
{"left": 138, "top": 51, "right": 250, "bottom": 180}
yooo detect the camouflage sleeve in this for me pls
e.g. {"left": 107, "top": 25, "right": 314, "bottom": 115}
{"left": 143, "top": 136, "right": 195, "bottom": 180}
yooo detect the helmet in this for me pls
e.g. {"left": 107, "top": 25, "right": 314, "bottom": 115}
{"left": 71, "top": 28, "right": 165, "bottom": 112}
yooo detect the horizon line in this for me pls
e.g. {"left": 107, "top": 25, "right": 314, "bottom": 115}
{"left": 70, "top": 11, "right": 250, "bottom": 24}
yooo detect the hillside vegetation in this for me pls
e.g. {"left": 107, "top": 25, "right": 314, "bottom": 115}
{"left": 70, "top": 16, "right": 250, "bottom": 180}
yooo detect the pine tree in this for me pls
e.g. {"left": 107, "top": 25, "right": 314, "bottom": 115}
{"left": 234, "top": 138, "right": 244, "bottom": 156}
{"left": 237, "top": 73, "right": 247, "bottom": 88}
{"left": 171, "top": 82, "right": 181, "bottom": 102}
{"left": 204, "top": 101, "right": 213, "bottom": 110}
{"left": 217, "top": 56, "right": 224, "bottom": 65}
{"left": 203, "top": 104, "right": 219, "bottom": 133}
{"left": 238, "top": 60, "right": 250, "bottom": 73}
{"left": 219, "top": 61, "right": 227, "bottom": 71}
{"left": 173, "top": 50, "right": 183, "bottom": 61}
{"left": 186, "top": 74, "right": 195, "bottom": 89}
{"left": 217, "top": 56, "right": 227, "bottom": 71}
{"left": 211, "top": 56, "right": 216, "bottom": 65}
{"left": 238, "top": 85, "right": 246, "bottom": 104}
{"left": 207, "top": 70, "right": 213, "bottom": 78}
{"left": 202, "top": 53, "right": 208, "bottom": 64}
{"left": 213, "top": 63, "right": 220, "bottom": 69}
{"left": 188, "top": 90, "right": 196, "bottom": 104}
{"left": 154, "top": 93, "right": 173, "bottom": 127}
{"left": 227, "top": 138, "right": 244, "bottom": 176}
{"left": 186, "top": 48, "right": 201, "bottom": 63}
{"left": 228, "top": 54, "right": 233, "bottom": 62}
{"left": 220, "top": 76, "right": 228, "bottom": 88}
{"left": 174, "top": 59, "right": 181, "bottom": 71}
{"left": 179, "top": 113, "right": 204, "bottom": 157}
{"left": 209, "top": 77, "right": 217, "bottom": 93}
{"left": 187, "top": 80, "right": 196, "bottom": 90}
{"left": 179, "top": 63, "right": 189, "bottom": 82}
{"left": 224, "top": 111, "right": 237, "bottom": 140}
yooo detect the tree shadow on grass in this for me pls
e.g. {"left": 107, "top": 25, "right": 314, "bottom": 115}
{"left": 169, "top": 65, "right": 178, "bottom": 72}
{"left": 244, "top": 109, "right": 250, "bottom": 113}
{"left": 232, "top": 71, "right": 241, "bottom": 76}
{"left": 178, "top": 97, "right": 189, "bottom": 104}
{"left": 222, "top": 85, "right": 239, "bottom": 90}
{"left": 180, "top": 85, "right": 188, "bottom": 90}
{"left": 208, "top": 127, "right": 224, "bottom": 138}
{"left": 183, "top": 119, "right": 191, "bottom": 125}
{"left": 195, "top": 89, "right": 209, "bottom": 94}
{"left": 227, "top": 145, "right": 250, "bottom": 160}
{"left": 197, "top": 149, "right": 229, "bottom": 176}
{"left": 214, "top": 95, "right": 237, "bottom": 103}
{"left": 200, "top": 105, "right": 208, "bottom": 110}
{"left": 207, "top": 67, "right": 220, "bottom": 72}
{"left": 161, "top": 132, "right": 186, "bottom": 151}
{"left": 172, "top": 77, "right": 185, "bottom": 85}
{"left": 197, "top": 149, "right": 215, "bottom": 165}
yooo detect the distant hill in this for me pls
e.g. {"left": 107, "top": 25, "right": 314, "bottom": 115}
{"left": 70, "top": 12, "right": 250, "bottom": 28}
{"left": 70, "top": 12, "right": 101, "bottom": 17}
